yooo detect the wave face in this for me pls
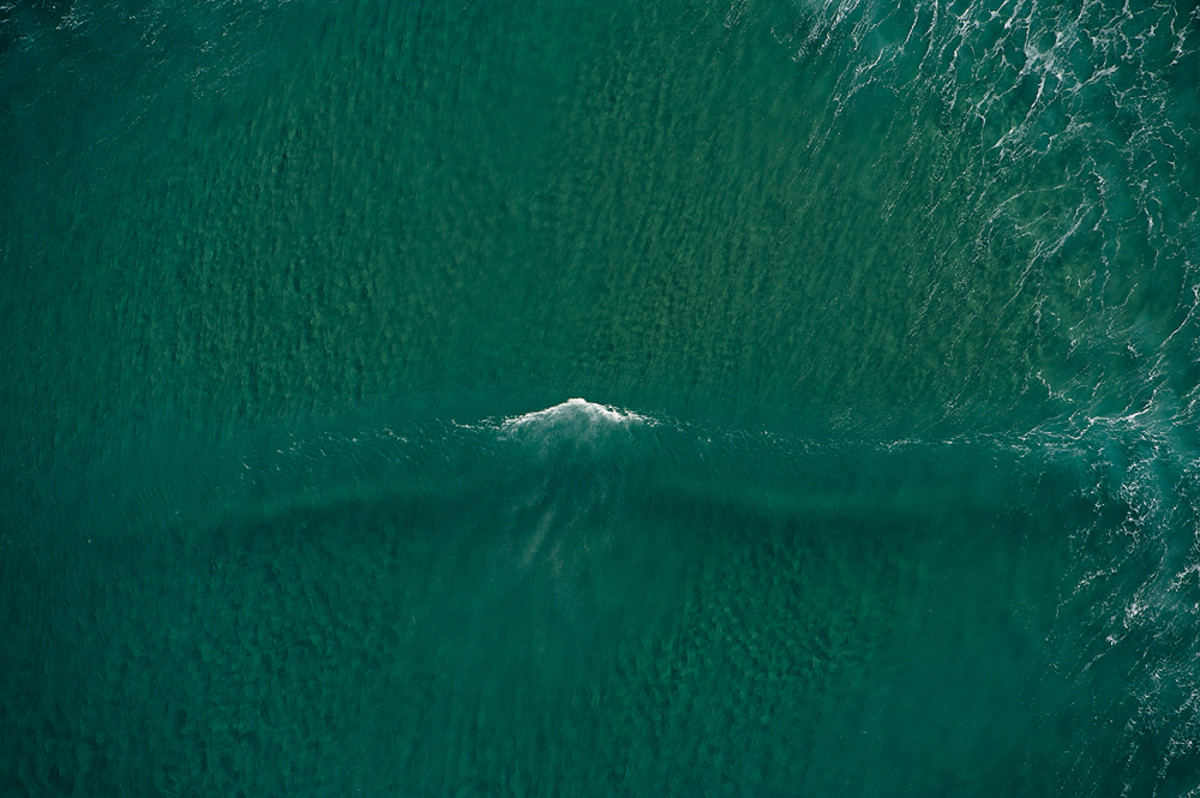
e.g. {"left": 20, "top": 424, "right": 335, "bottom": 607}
{"left": 1, "top": 0, "right": 1198, "bottom": 794}
{"left": 3, "top": 401, "right": 1198, "bottom": 795}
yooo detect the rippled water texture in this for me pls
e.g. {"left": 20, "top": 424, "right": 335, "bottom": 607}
{"left": 2, "top": 0, "right": 1198, "bottom": 795}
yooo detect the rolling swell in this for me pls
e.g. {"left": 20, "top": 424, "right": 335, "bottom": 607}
{"left": 9, "top": 398, "right": 1191, "bottom": 793}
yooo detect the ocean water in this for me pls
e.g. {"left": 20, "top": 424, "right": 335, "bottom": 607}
{"left": 1, "top": 0, "right": 1198, "bottom": 794}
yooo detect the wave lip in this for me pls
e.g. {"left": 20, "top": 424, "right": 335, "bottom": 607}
{"left": 500, "top": 398, "right": 652, "bottom": 433}
{"left": 494, "top": 398, "right": 656, "bottom": 470}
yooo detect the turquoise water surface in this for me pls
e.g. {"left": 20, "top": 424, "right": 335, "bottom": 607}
{"left": 2, "top": 0, "right": 1199, "bottom": 794}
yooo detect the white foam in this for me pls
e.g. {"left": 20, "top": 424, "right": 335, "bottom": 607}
{"left": 500, "top": 398, "right": 651, "bottom": 431}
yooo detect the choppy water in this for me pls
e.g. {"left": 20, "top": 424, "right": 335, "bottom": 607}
{"left": 2, "top": 0, "right": 1198, "bottom": 794}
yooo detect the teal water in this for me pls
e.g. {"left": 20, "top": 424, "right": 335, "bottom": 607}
{"left": 2, "top": 0, "right": 1198, "bottom": 794}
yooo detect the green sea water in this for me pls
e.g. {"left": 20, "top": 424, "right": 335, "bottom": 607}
{"left": 2, "top": 0, "right": 1199, "bottom": 794}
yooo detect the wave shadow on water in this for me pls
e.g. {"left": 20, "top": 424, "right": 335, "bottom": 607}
{"left": 1, "top": 397, "right": 1194, "bottom": 794}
